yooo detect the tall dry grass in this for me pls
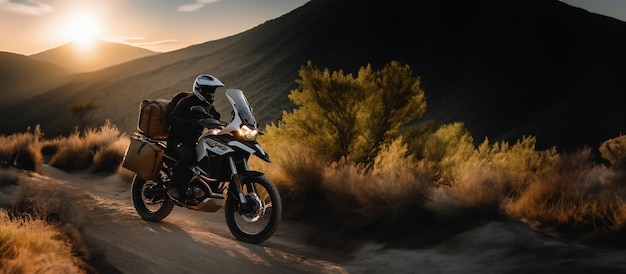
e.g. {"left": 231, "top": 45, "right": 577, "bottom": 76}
{"left": 251, "top": 143, "right": 328, "bottom": 218}
{"left": 46, "top": 120, "right": 128, "bottom": 173}
{"left": 505, "top": 148, "right": 626, "bottom": 236}
{"left": 599, "top": 134, "right": 626, "bottom": 168}
{"left": 0, "top": 120, "right": 128, "bottom": 174}
{"left": 259, "top": 136, "right": 435, "bottom": 232}
{"left": 0, "top": 125, "right": 43, "bottom": 173}
{"left": 0, "top": 209, "right": 88, "bottom": 273}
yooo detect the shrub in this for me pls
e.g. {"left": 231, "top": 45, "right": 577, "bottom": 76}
{"left": 0, "top": 125, "right": 43, "bottom": 173}
{"left": 505, "top": 148, "right": 626, "bottom": 235}
{"left": 421, "top": 122, "right": 475, "bottom": 186}
{"left": 268, "top": 144, "right": 327, "bottom": 217}
{"left": 274, "top": 61, "right": 426, "bottom": 167}
{"left": 470, "top": 135, "right": 558, "bottom": 196}
{"left": 92, "top": 135, "right": 129, "bottom": 174}
{"left": 48, "top": 120, "right": 127, "bottom": 173}
{"left": 599, "top": 135, "right": 626, "bottom": 168}
{"left": 427, "top": 160, "right": 509, "bottom": 221}
{"left": 47, "top": 132, "right": 92, "bottom": 171}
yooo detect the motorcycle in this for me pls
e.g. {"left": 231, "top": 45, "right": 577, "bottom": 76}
{"left": 130, "top": 88, "right": 282, "bottom": 244}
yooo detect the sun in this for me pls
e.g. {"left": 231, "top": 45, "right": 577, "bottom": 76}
{"left": 63, "top": 13, "right": 101, "bottom": 49}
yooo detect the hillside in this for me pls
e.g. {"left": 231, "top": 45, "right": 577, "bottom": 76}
{"left": 0, "top": 52, "right": 73, "bottom": 103}
{"left": 29, "top": 40, "right": 159, "bottom": 73}
{"left": 0, "top": 0, "right": 625, "bottom": 152}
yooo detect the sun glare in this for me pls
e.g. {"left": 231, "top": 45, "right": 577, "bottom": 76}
{"left": 63, "top": 13, "right": 101, "bottom": 49}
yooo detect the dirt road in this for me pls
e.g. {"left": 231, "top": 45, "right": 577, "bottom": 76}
{"left": 7, "top": 166, "right": 349, "bottom": 273}
{"left": 5, "top": 166, "right": 626, "bottom": 274}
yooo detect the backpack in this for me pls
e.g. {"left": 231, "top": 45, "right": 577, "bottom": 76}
{"left": 136, "top": 92, "right": 191, "bottom": 139}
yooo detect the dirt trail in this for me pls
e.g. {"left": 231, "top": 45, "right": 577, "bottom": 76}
{"left": 7, "top": 166, "right": 349, "bottom": 273}
{"left": 4, "top": 166, "right": 626, "bottom": 274}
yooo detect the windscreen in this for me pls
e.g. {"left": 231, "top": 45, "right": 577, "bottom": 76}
{"left": 225, "top": 89, "right": 257, "bottom": 128}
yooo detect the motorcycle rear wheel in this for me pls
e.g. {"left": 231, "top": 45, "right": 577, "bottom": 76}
{"left": 225, "top": 175, "right": 282, "bottom": 244}
{"left": 131, "top": 175, "right": 174, "bottom": 221}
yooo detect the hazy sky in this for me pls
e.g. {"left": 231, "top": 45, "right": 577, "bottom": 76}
{"left": 0, "top": 0, "right": 309, "bottom": 55}
{"left": 560, "top": 0, "right": 626, "bottom": 22}
{"left": 0, "top": 0, "right": 623, "bottom": 56}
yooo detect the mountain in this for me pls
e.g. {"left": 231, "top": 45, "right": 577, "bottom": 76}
{"left": 1, "top": 0, "right": 625, "bottom": 152}
{"left": 29, "top": 40, "right": 159, "bottom": 73}
{"left": 0, "top": 52, "right": 73, "bottom": 103}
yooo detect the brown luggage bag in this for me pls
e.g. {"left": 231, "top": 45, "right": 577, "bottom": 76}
{"left": 122, "top": 137, "right": 163, "bottom": 180}
{"left": 137, "top": 99, "right": 170, "bottom": 140}
{"left": 136, "top": 92, "right": 191, "bottom": 140}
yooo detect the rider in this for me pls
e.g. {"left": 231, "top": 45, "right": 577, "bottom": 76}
{"left": 167, "top": 74, "right": 224, "bottom": 204}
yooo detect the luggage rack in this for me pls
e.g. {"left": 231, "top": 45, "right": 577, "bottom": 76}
{"left": 133, "top": 132, "right": 168, "bottom": 150}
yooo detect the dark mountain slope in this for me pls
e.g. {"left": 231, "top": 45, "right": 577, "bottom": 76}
{"left": 289, "top": 0, "right": 626, "bottom": 150}
{"left": 1, "top": 0, "right": 624, "bottom": 152}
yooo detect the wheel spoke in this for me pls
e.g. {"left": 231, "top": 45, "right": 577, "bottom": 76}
{"left": 225, "top": 175, "right": 282, "bottom": 243}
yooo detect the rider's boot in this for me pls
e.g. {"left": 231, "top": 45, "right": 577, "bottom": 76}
{"left": 168, "top": 171, "right": 188, "bottom": 204}
{"left": 167, "top": 185, "right": 183, "bottom": 203}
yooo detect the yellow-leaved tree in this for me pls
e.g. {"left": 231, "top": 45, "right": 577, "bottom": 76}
{"left": 267, "top": 60, "right": 426, "bottom": 171}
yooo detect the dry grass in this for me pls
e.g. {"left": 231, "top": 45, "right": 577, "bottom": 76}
{"left": 3, "top": 120, "right": 626, "bottom": 264}
{"left": 255, "top": 143, "right": 328, "bottom": 218}
{"left": 0, "top": 209, "right": 87, "bottom": 273}
{"left": 92, "top": 136, "right": 129, "bottom": 174}
{"left": 505, "top": 149, "right": 626, "bottom": 236}
{"left": 599, "top": 134, "right": 626, "bottom": 168}
{"left": 0, "top": 122, "right": 131, "bottom": 272}
{"left": 262, "top": 130, "right": 626, "bottom": 246}
{"left": 0, "top": 125, "right": 43, "bottom": 173}
{"left": 46, "top": 120, "right": 128, "bottom": 173}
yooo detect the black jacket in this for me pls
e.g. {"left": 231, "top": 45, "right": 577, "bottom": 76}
{"left": 167, "top": 94, "right": 220, "bottom": 144}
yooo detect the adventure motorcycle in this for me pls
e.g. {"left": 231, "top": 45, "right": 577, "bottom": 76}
{"left": 130, "top": 89, "right": 282, "bottom": 244}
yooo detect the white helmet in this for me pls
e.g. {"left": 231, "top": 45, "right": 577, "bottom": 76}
{"left": 192, "top": 74, "right": 224, "bottom": 104}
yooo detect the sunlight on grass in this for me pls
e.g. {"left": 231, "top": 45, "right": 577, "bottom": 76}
{"left": 0, "top": 125, "right": 43, "bottom": 173}
{"left": 47, "top": 120, "right": 127, "bottom": 173}
{"left": 2, "top": 115, "right": 626, "bottom": 261}
{"left": 0, "top": 209, "right": 85, "bottom": 273}
{"left": 505, "top": 149, "right": 626, "bottom": 234}
{"left": 263, "top": 120, "right": 626, "bottom": 241}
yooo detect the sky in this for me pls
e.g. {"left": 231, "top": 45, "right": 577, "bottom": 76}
{"left": 0, "top": 0, "right": 624, "bottom": 56}
{"left": 560, "top": 0, "right": 626, "bottom": 21}
{"left": 0, "top": 0, "right": 309, "bottom": 55}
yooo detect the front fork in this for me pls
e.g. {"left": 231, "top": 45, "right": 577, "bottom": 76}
{"left": 228, "top": 156, "right": 248, "bottom": 204}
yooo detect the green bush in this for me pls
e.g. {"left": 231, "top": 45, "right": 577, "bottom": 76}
{"left": 421, "top": 122, "right": 475, "bottom": 186}
{"left": 272, "top": 60, "right": 426, "bottom": 168}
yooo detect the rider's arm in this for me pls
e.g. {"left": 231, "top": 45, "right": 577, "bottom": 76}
{"left": 208, "top": 105, "right": 221, "bottom": 120}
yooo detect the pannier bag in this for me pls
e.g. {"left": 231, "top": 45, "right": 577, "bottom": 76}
{"left": 122, "top": 137, "right": 163, "bottom": 180}
{"left": 136, "top": 92, "right": 191, "bottom": 140}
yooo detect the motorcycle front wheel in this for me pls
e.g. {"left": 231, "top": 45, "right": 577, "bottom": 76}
{"left": 225, "top": 175, "right": 282, "bottom": 244}
{"left": 131, "top": 175, "right": 174, "bottom": 221}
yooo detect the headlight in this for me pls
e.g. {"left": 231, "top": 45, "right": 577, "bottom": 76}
{"left": 239, "top": 125, "right": 258, "bottom": 141}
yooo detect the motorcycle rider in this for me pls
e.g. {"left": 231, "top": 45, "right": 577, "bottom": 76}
{"left": 167, "top": 74, "right": 224, "bottom": 204}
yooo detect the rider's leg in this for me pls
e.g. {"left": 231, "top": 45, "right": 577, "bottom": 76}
{"left": 172, "top": 143, "right": 197, "bottom": 202}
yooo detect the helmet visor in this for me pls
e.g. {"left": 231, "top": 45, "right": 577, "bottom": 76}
{"left": 199, "top": 86, "right": 217, "bottom": 94}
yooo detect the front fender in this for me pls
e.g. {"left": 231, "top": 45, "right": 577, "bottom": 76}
{"left": 228, "top": 141, "right": 271, "bottom": 163}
